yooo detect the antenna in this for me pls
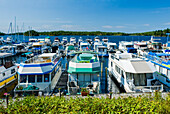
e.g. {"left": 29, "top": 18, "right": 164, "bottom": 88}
{"left": 17, "top": 25, "right": 19, "bottom": 43}
{"left": 15, "top": 16, "right": 16, "bottom": 42}
{"left": 23, "top": 23, "right": 25, "bottom": 42}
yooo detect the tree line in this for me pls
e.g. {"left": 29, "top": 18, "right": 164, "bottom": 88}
{"left": 1, "top": 28, "right": 170, "bottom": 36}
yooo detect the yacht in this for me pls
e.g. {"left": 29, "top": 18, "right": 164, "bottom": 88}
{"left": 0, "top": 53, "right": 17, "bottom": 89}
{"left": 32, "top": 42, "right": 51, "bottom": 55}
{"left": 134, "top": 41, "right": 148, "bottom": 56}
{"left": 67, "top": 51, "right": 100, "bottom": 95}
{"left": 102, "top": 37, "right": 108, "bottom": 44}
{"left": 78, "top": 37, "right": 83, "bottom": 47}
{"left": 14, "top": 53, "right": 63, "bottom": 96}
{"left": 5, "top": 36, "right": 14, "bottom": 44}
{"left": 0, "top": 45, "right": 18, "bottom": 55}
{"left": 94, "top": 36, "right": 100, "bottom": 42}
{"left": 65, "top": 44, "right": 76, "bottom": 57}
{"left": 80, "top": 42, "right": 90, "bottom": 51}
{"left": 44, "top": 37, "right": 51, "bottom": 46}
{"left": 147, "top": 36, "right": 162, "bottom": 50}
{"left": 108, "top": 52, "right": 163, "bottom": 93}
{"left": 119, "top": 41, "right": 136, "bottom": 53}
{"left": 107, "top": 42, "right": 117, "bottom": 53}
{"left": 61, "top": 37, "right": 68, "bottom": 46}
{"left": 0, "top": 37, "right": 4, "bottom": 45}
{"left": 70, "top": 37, "right": 76, "bottom": 45}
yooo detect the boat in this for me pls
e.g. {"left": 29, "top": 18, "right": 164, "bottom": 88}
{"left": 134, "top": 41, "right": 148, "bottom": 56}
{"left": 67, "top": 51, "right": 100, "bottom": 95}
{"left": 61, "top": 37, "right": 68, "bottom": 46}
{"left": 79, "top": 42, "right": 90, "bottom": 51}
{"left": 0, "top": 45, "right": 18, "bottom": 55}
{"left": 142, "top": 52, "right": 170, "bottom": 88}
{"left": 96, "top": 45, "right": 109, "bottom": 57}
{"left": 65, "top": 44, "right": 76, "bottom": 57}
{"left": 119, "top": 41, "right": 134, "bottom": 51}
{"left": 94, "top": 36, "right": 100, "bottom": 42}
{"left": 147, "top": 36, "right": 162, "bottom": 50}
{"left": 14, "top": 53, "right": 63, "bottom": 96}
{"left": 0, "top": 37, "right": 4, "bottom": 45}
{"left": 70, "top": 37, "right": 76, "bottom": 45}
{"left": 108, "top": 52, "right": 163, "bottom": 93}
{"left": 4, "top": 36, "right": 14, "bottom": 44}
{"left": 44, "top": 37, "right": 51, "bottom": 46}
{"left": 0, "top": 53, "right": 18, "bottom": 89}
{"left": 32, "top": 42, "right": 51, "bottom": 55}
{"left": 107, "top": 42, "right": 117, "bottom": 53}
{"left": 102, "top": 37, "right": 108, "bottom": 44}
{"left": 78, "top": 37, "right": 83, "bottom": 47}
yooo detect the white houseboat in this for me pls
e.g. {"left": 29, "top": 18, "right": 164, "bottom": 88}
{"left": 108, "top": 52, "right": 163, "bottom": 93}
{"left": 0, "top": 53, "right": 17, "bottom": 89}
{"left": 67, "top": 51, "right": 100, "bottom": 95}
{"left": 14, "top": 53, "right": 63, "bottom": 96}
{"left": 70, "top": 37, "right": 76, "bottom": 45}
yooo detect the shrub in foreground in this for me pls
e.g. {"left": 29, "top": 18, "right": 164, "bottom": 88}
{"left": 0, "top": 92, "right": 169, "bottom": 113}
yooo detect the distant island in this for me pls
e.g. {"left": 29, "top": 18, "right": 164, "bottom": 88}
{"left": 1, "top": 28, "right": 170, "bottom": 37}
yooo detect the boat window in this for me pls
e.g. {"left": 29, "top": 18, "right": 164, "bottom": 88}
{"left": 115, "top": 65, "right": 120, "bottom": 74}
{"left": 126, "top": 73, "right": 133, "bottom": 80}
{"left": 85, "top": 74, "right": 91, "bottom": 82}
{"left": 3, "top": 73, "right": 5, "bottom": 76}
{"left": 44, "top": 74, "right": 49, "bottom": 82}
{"left": 11, "top": 69, "right": 15, "bottom": 74}
{"left": 146, "top": 73, "right": 153, "bottom": 79}
{"left": 92, "top": 74, "right": 98, "bottom": 81}
{"left": 121, "top": 70, "right": 124, "bottom": 78}
{"left": 111, "top": 62, "right": 113, "bottom": 67}
{"left": 37, "top": 75, "right": 42, "bottom": 82}
{"left": 20, "top": 75, "right": 27, "bottom": 83}
{"left": 134, "top": 74, "right": 146, "bottom": 86}
{"left": 28, "top": 75, "right": 35, "bottom": 83}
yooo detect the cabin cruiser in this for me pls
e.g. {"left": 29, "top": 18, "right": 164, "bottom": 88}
{"left": 94, "top": 36, "right": 100, "bottom": 42}
{"left": 147, "top": 36, "right": 162, "bottom": 50}
{"left": 102, "top": 37, "right": 108, "bottom": 44}
{"left": 119, "top": 41, "right": 134, "bottom": 50}
{"left": 61, "top": 37, "right": 68, "bottom": 46}
{"left": 78, "top": 37, "right": 83, "bottom": 47}
{"left": 0, "top": 53, "right": 17, "bottom": 89}
{"left": 13, "top": 43, "right": 27, "bottom": 54}
{"left": 4, "top": 36, "right": 14, "bottom": 44}
{"left": 134, "top": 41, "right": 148, "bottom": 56}
{"left": 14, "top": 53, "right": 63, "bottom": 96}
{"left": 108, "top": 52, "right": 163, "bottom": 93}
{"left": 80, "top": 42, "right": 90, "bottom": 51}
{"left": 32, "top": 42, "right": 51, "bottom": 55}
{"left": 53, "top": 37, "right": 60, "bottom": 46}
{"left": 107, "top": 42, "right": 117, "bottom": 53}
{"left": 0, "top": 37, "right": 4, "bottom": 45}
{"left": 67, "top": 51, "right": 100, "bottom": 95}
{"left": 44, "top": 37, "right": 51, "bottom": 46}
{"left": 65, "top": 44, "right": 76, "bottom": 57}
{"left": 0, "top": 45, "right": 18, "bottom": 55}
{"left": 96, "top": 45, "right": 108, "bottom": 57}
{"left": 28, "top": 38, "right": 38, "bottom": 46}
{"left": 70, "top": 37, "right": 76, "bottom": 45}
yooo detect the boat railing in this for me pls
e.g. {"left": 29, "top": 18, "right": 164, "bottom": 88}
{"left": 135, "top": 85, "right": 163, "bottom": 92}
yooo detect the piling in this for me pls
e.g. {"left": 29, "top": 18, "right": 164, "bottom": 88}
{"left": 105, "top": 67, "right": 108, "bottom": 93}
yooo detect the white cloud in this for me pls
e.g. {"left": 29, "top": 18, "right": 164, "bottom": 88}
{"left": 115, "top": 26, "right": 125, "bottom": 28}
{"left": 144, "top": 24, "right": 150, "bottom": 26}
{"left": 60, "top": 25, "right": 74, "bottom": 29}
{"left": 102, "top": 25, "right": 113, "bottom": 28}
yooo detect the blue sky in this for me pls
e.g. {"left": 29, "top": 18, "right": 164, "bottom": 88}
{"left": 1, "top": 0, "right": 170, "bottom": 33}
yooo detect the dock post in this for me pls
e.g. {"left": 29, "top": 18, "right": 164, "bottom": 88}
{"left": 105, "top": 67, "right": 108, "bottom": 93}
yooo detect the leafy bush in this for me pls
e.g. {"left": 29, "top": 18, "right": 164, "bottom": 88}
{"left": 0, "top": 92, "right": 169, "bottom": 113}
{"left": 81, "top": 88, "right": 88, "bottom": 92}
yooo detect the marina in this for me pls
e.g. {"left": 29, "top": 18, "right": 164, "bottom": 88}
{"left": 0, "top": 35, "right": 170, "bottom": 98}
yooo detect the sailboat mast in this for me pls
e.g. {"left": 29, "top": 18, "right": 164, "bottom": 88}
{"left": 15, "top": 16, "right": 16, "bottom": 42}
{"left": 23, "top": 23, "right": 25, "bottom": 42}
{"left": 17, "top": 25, "right": 19, "bottom": 43}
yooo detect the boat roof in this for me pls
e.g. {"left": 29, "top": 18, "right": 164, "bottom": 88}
{"left": 114, "top": 53, "right": 156, "bottom": 73}
{"left": 71, "top": 51, "right": 98, "bottom": 54}
{"left": 0, "top": 53, "right": 13, "bottom": 58}
{"left": 39, "top": 53, "right": 56, "bottom": 57}
{"left": 108, "top": 42, "right": 116, "bottom": 45}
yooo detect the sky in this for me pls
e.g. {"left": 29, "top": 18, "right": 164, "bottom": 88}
{"left": 1, "top": 0, "right": 170, "bottom": 33}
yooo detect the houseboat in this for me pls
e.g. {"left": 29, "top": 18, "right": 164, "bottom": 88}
{"left": 67, "top": 51, "right": 100, "bottom": 95}
{"left": 107, "top": 42, "right": 117, "bottom": 53}
{"left": 108, "top": 52, "right": 163, "bottom": 93}
{"left": 14, "top": 53, "right": 63, "bottom": 96}
{"left": 147, "top": 36, "right": 162, "bottom": 50}
{"left": 0, "top": 53, "right": 17, "bottom": 89}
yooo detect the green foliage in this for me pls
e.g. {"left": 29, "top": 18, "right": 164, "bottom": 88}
{"left": 0, "top": 32, "right": 5, "bottom": 36}
{"left": 81, "top": 88, "right": 88, "bottom": 92}
{"left": 0, "top": 92, "right": 169, "bottom": 113}
{"left": 24, "top": 30, "right": 39, "bottom": 36}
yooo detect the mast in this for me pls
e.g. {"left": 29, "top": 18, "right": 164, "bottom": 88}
{"left": 17, "top": 25, "right": 19, "bottom": 43}
{"left": 23, "top": 23, "right": 25, "bottom": 42}
{"left": 15, "top": 16, "right": 17, "bottom": 42}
